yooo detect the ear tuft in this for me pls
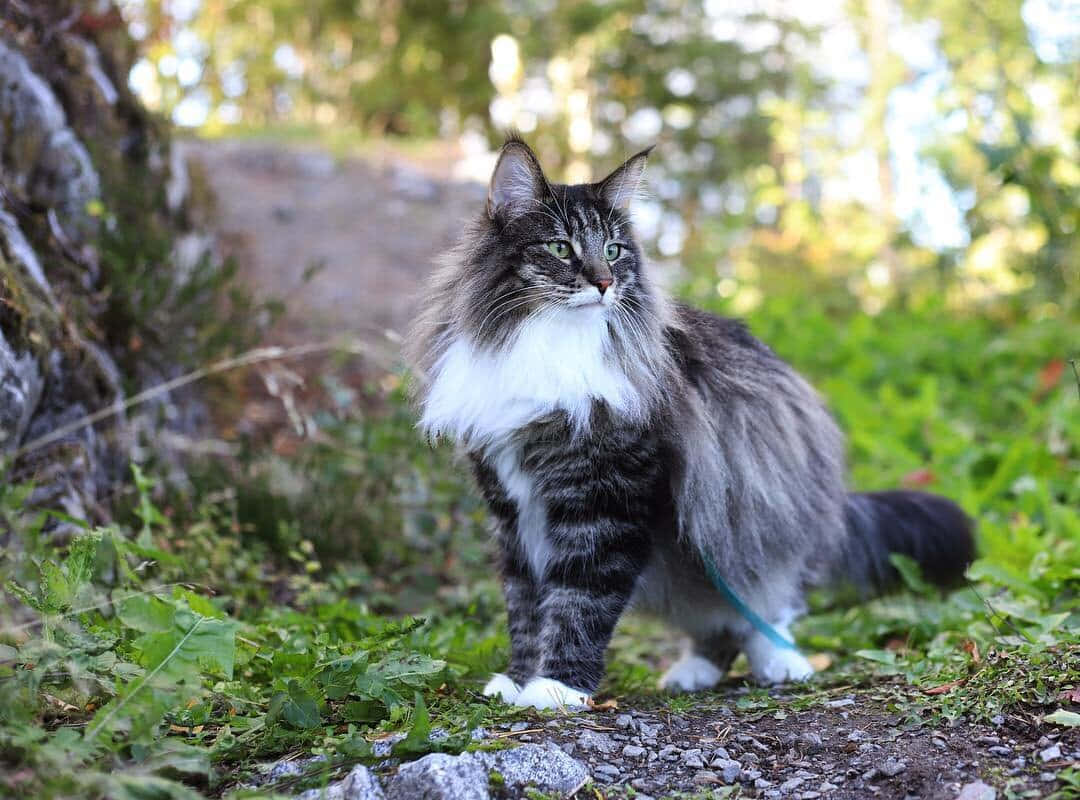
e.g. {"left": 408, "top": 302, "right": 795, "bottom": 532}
{"left": 597, "top": 146, "right": 653, "bottom": 210}
{"left": 487, "top": 138, "right": 547, "bottom": 219}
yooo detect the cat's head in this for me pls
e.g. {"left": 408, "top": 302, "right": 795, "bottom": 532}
{"left": 462, "top": 135, "right": 653, "bottom": 339}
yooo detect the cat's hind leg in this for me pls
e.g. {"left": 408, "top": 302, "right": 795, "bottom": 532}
{"left": 658, "top": 630, "right": 738, "bottom": 692}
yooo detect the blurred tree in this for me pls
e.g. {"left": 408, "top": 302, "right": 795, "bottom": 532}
{"left": 120, "top": 0, "right": 1077, "bottom": 309}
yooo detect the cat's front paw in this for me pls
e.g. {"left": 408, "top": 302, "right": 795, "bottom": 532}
{"left": 658, "top": 654, "right": 724, "bottom": 692}
{"left": 514, "top": 677, "right": 591, "bottom": 710}
{"left": 748, "top": 648, "right": 814, "bottom": 685}
{"left": 482, "top": 673, "right": 522, "bottom": 703}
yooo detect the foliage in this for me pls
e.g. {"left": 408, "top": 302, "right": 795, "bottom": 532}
{"left": 3, "top": 282, "right": 1078, "bottom": 797}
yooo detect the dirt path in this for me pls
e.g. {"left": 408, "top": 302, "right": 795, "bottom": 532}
{"left": 184, "top": 137, "right": 485, "bottom": 349}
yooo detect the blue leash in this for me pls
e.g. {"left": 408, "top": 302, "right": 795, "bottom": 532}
{"left": 701, "top": 552, "right": 799, "bottom": 651}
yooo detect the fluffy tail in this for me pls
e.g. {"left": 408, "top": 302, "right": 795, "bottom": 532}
{"left": 836, "top": 490, "right": 976, "bottom": 594}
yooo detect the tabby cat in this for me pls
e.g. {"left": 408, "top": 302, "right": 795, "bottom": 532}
{"left": 406, "top": 137, "right": 974, "bottom": 710}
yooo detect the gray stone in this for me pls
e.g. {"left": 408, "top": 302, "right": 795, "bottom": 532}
{"left": 780, "top": 776, "right": 805, "bottom": 792}
{"left": 593, "top": 763, "right": 620, "bottom": 782}
{"left": 956, "top": 781, "right": 996, "bottom": 800}
{"left": 711, "top": 757, "right": 742, "bottom": 783}
{"left": 825, "top": 697, "right": 855, "bottom": 708}
{"left": 577, "top": 729, "right": 617, "bottom": 754}
{"left": 300, "top": 765, "right": 385, "bottom": 800}
{"left": 622, "top": 745, "right": 646, "bottom": 758}
{"left": 682, "top": 748, "right": 704, "bottom": 768}
{"left": 481, "top": 743, "right": 588, "bottom": 793}
{"left": 615, "top": 713, "right": 633, "bottom": 729}
{"left": 880, "top": 758, "right": 907, "bottom": 777}
{"left": 0, "top": 332, "right": 42, "bottom": 451}
{"left": 1039, "top": 744, "right": 1062, "bottom": 762}
{"left": 386, "top": 752, "right": 488, "bottom": 800}
{"left": 658, "top": 745, "right": 680, "bottom": 761}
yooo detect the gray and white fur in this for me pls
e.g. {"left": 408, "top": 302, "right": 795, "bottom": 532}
{"left": 406, "top": 137, "right": 974, "bottom": 709}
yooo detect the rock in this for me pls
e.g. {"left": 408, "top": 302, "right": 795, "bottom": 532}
{"left": 711, "top": 757, "right": 742, "bottom": 783}
{"left": 577, "top": 729, "right": 617, "bottom": 754}
{"left": 615, "top": 713, "right": 633, "bottom": 729}
{"left": 622, "top": 745, "right": 646, "bottom": 758}
{"left": 299, "top": 765, "right": 385, "bottom": 800}
{"left": 880, "top": 758, "right": 907, "bottom": 777}
{"left": 825, "top": 697, "right": 855, "bottom": 708}
{"left": 658, "top": 745, "right": 680, "bottom": 761}
{"left": 956, "top": 781, "right": 996, "bottom": 800}
{"left": 386, "top": 752, "right": 488, "bottom": 800}
{"left": 0, "top": 332, "right": 42, "bottom": 451}
{"left": 693, "top": 770, "right": 719, "bottom": 784}
{"left": 483, "top": 743, "right": 588, "bottom": 793}
{"left": 682, "top": 748, "right": 704, "bottom": 768}
{"left": 987, "top": 746, "right": 1012, "bottom": 757}
{"left": 1039, "top": 744, "right": 1062, "bottom": 762}
{"left": 593, "top": 763, "right": 620, "bottom": 782}
{"left": 780, "top": 776, "right": 805, "bottom": 792}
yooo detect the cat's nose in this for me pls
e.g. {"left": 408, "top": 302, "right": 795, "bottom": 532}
{"left": 592, "top": 277, "right": 613, "bottom": 295}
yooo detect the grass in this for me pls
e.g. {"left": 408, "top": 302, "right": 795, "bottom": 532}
{"left": 1, "top": 287, "right": 1078, "bottom": 798}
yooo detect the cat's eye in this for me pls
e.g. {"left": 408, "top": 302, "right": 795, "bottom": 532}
{"left": 545, "top": 241, "right": 571, "bottom": 259}
{"left": 604, "top": 242, "right": 621, "bottom": 261}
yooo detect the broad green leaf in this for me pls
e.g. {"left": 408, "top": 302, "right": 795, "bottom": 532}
{"left": 279, "top": 680, "right": 320, "bottom": 729}
{"left": 889, "top": 554, "right": 934, "bottom": 596}
{"left": 118, "top": 595, "right": 175, "bottom": 633}
{"left": 1044, "top": 709, "right": 1080, "bottom": 727}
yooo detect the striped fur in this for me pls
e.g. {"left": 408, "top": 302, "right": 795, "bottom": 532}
{"left": 406, "top": 137, "right": 975, "bottom": 705}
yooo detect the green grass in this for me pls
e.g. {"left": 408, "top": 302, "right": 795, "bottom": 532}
{"left": 1, "top": 291, "right": 1078, "bottom": 798}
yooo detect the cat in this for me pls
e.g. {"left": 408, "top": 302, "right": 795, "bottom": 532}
{"left": 406, "top": 135, "right": 974, "bottom": 710}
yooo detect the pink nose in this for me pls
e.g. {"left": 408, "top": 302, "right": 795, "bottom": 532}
{"left": 593, "top": 278, "right": 613, "bottom": 295}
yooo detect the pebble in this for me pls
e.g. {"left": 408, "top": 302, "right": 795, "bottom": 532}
{"left": 593, "top": 764, "right": 620, "bottom": 781}
{"left": 825, "top": 697, "right": 855, "bottom": 708}
{"left": 1040, "top": 772, "right": 1057, "bottom": 782}
{"left": 693, "top": 770, "right": 719, "bottom": 784}
{"left": 987, "top": 746, "right": 1012, "bottom": 757}
{"left": 712, "top": 746, "right": 731, "bottom": 760}
{"left": 682, "top": 749, "right": 705, "bottom": 769}
{"left": 615, "top": 714, "right": 633, "bottom": 729}
{"left": 956, "top": 781, "right": 996, "bottom": 800}
{"left": 880, "top": 758, "right": 907, "bottom": 777}
{"left": 755, "top": 777, "right": 774, "bottom": 789}
{"left": 819, "top": 782, "right": 839, "bottom": 792}
{"left": 711, "top": 758, "right": 741, "bottom": 783}
{"left": 658, "top": 745, "right": 680, "bottom": 761}
{"left": 1040, "top": 744, "right": 1062, "bottom": 762}
{"left": 509, "top": 721, "right": 529, "bottom": 731}
{"left": 801, "top": 793, "right": 822, "bottom": 799}
{"left": 780, "top": 776, "right": 806, "bottom": 792}
{"left": 621, "top": 745, "right": 646, "bottom": 758}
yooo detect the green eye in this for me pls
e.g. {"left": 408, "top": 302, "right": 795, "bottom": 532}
{"left": 604, "top": 242, "right": 621, "bottom": 261}
{"left": 545, "top": 241, "right": 571, "bottom": 259}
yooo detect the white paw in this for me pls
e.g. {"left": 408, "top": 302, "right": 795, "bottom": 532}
{"left": 482, "top": 673, "right": 522, "bottom": 702}
{"left": 514, "top": 677, "right": 591, "bottom": 710}
{"left": 658, "top": 654, "right": 724, "bottom": 692}
{"left": 745, "top": 638, "right": 814, "bottom": 685}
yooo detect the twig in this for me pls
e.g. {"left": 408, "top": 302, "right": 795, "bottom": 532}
{"left": 12, "top": 339, "right": 366, "bottom": 459}
{"left": 1070, "top": 359, "right": 1079, "bottom": 399}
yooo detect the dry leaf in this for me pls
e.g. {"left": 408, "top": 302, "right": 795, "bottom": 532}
{"left": 923, "top": 679, "right": 965, "bottom": 695}
{"left": 902, "top": 468, "right": 936, "bottom": 488}
{"left": 962, "top": 640, "right": 981, "bottom": 664}
{"left": 1035, "top": 359, "right": 1065, "bottom": 399}
{"left": 586, "top": 697, "right": 618, "bottom": 712}
{"left": 1058, "top": 687, "right": 1080, "bottom": 704}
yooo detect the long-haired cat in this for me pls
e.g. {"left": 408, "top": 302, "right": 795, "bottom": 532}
{"left": 407, "top": 136, "right": 974, "bottom": 710}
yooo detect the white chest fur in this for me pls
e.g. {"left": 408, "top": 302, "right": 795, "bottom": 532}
{"left": 418, "top": 307, "right": 642, "bottom": 447}
{"left": 419, "top": 307, "right": 643, "bottom": 581}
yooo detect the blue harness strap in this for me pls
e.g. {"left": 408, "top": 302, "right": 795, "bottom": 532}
{"left": 701, "top": 552, "right": 799, "bottom": 651}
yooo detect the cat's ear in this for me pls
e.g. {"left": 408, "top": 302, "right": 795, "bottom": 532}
{"left": 487, "top": 138, "right": 548, "bottom": 219}
{"left": 597, "top": 146, "right": 653, "bottom": 210}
